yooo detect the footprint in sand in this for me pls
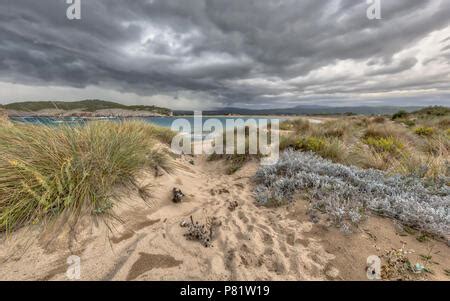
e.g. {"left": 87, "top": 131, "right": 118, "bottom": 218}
{"left": 286, "top": 231, "right": 297, "bottom": 246}
{"left": 126, "top": 252, "right": 183, "bottom": 280}
{"left": 262, "top": 248, "right": 287, "bottom": 275}
{"left": 237, "top": 210, "right": 250, "bottom": 223}
{"left": 258, "top": 229, "right": 274, "bottom": 245}
{"left": 111, "top": 231, "right": 135, "bottom": 244}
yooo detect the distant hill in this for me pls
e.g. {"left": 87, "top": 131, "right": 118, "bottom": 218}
{"left": 0, "top": 100, "right": 172, "bottom": 116}
{"left": 2, "top": 100, "right": 444, "bottom": 117}
{"left": 412, "top": 106, "right": 450, "bottom": 117}
{"left": 174, "top": 105, "right": 425, "bottom": 116}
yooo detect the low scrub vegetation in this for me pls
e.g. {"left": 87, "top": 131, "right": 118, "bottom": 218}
{"left": 364, "top": 136, "right": 403, "bottom": 154}
{"left": 296, "top": 136, "right": 326, "bottom": 152}
{"left": 392, "top": 110, "right": 409, "bottom": 120}
{"left": 0, "top": 121, "right": 170, "bottom": 232}
{"left": 279, "top": 107, "right": 449, "bottom": 179}
{"left": 254, "top": 150, "right": 449, "bottom": 238}
{"left": 414, "top": 127, "right": 435, "bottom": 137}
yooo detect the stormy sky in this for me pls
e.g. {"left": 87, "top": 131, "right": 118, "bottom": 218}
{"left": 0, "top": 0, "right": 449, "bottom": 109}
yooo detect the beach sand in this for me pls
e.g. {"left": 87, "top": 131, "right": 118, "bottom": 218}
{"left": 0, "top": 154, "right": 449, "bottom": 281}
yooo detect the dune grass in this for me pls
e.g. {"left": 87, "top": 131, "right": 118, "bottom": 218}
{"left": 0, "top": 120, "right": 171, "bottom": 232}
{"left": 217, "top": 107, "right": 448, "bottom": 179}
{"left": 279, "top": 107, "right": 449, "bottom": 179}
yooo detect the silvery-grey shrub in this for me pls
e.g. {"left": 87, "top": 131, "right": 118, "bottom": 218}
{"left": 254, "top": 150, "right": 449, "bottom": 237}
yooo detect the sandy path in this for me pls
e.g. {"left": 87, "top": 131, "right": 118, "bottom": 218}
{"left": 94, "top": 157, "right": 335, "bottom": 281}
{"left": 0, "top": 154, "right": 448, "bottom": 280}
{"left": 0, "top": 155, "right": 335, "bottom": 280}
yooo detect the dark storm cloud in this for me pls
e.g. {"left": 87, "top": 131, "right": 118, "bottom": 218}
{"left": 0, "top": 0, "right": 450, "bottom": 108}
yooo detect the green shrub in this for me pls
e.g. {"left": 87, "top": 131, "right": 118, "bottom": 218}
{"left": 402, "top": 120, "right": 416, "bottom": 127}
{"left": 281, "top": 134, "right": 347, "bottom": 163}
{"left": 414, "top": 127, "right": 435, "bottom": 136}
{"left": 364, "top": 136, "right": 403, "bottom": 153}
{"left": 295, "top": 136, "right": 326, "bottom": 152}
{"left": 392, "top": 110, "right": 408, "bottom": 120}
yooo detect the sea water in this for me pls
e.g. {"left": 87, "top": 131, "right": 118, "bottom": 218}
{"left": 9, "top": 116, "right": 284, "bottom": 141}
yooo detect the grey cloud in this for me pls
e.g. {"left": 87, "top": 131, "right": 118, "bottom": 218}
{"left": 365, "top": 58, "right": 418, "bottom": 76}
{"left": 0, "top": 0, "right": 450, "bottom": 108}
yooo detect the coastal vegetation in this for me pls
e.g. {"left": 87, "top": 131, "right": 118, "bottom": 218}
{"left": 279, "top": 107, "right": 449, "bottom": 179}
{"left": 254, "top": 106, "right": 449, "bottom": 239}
{"left": 0, "top": 120, "right": 172, "bottom": 232}
{"left": 254, "top": 150, "right": 449, "bottom": 238}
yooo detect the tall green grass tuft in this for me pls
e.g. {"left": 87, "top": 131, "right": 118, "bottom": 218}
{"left": 0, "top": 121, "right": 169, "bottom": 232}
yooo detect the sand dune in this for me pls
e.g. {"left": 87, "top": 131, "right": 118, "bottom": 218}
{"left": 0, "top": 155, "right": 448, "bottom": 281}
